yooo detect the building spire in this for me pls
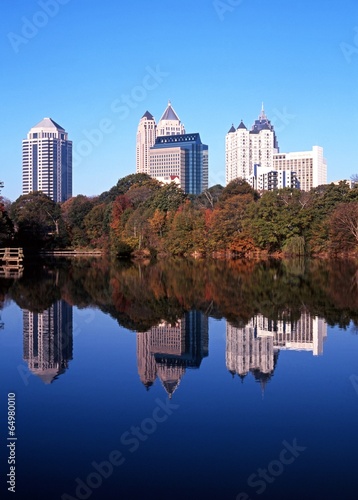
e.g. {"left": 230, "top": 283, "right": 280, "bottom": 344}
{"left": 260, "top": 102, "right": 266, "bottom": 120}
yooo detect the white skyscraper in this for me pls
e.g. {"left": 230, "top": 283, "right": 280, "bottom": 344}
{"left": 22, "top": 118, "right": 72, "bottom": 202}
{"left": 226, "top": 105, "right": 279, "bottom": 185}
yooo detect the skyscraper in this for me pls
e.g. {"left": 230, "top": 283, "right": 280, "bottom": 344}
{"left": 226, "top": 105, "right": 279, "bottom": 184}
{"left": 156, "top": 100, "right": 185, "bottom": 137}
{"left": 22, "top": 118, "right": 72, "bottom": 202}
{"left": 135, "top": 101, "right": 185, "bottom": 175}
{"left": 149, "top": 133, "right": 209, "bottom": 194}
{"left": 136, "top": 111, "right": 157, "bottom": 175}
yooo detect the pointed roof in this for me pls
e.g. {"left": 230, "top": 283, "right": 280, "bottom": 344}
{"left": 159, "top": 100, "right": 181, "bottom": 122}
{"left": 31, "top": 117, "right": 65, "bottom": 130}
{"left": 228, "top": 124, "right": 236, "bottom": 134}
{"left": 237, "top": 120, "right": 247, "bottom": 130}
{"left": 142, "top": 111, "right": 155, "bottom": 120}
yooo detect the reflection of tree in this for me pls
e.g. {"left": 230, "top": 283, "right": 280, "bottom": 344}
{"left": 9, "top": 264, "right": 61, "bottom": 312}
{"left": 3, "top": 257, "right": 358, "bottom": 330}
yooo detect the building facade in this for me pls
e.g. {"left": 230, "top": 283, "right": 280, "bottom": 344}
{"left": 273, "top": 146, "right": 327, "bottom": 191}
{"left": 136, "top": 111, "right": 157, "bottom": 175}
{"left": 226, "top": 105, "right": 279, "bottom": 184}
{"left": 156, "top": 100, "right": 185, "bottom": 137}
{"left": 22, "top": 118, "right": 72, "bottom": 202}
{"left": 136, "top": 101, "right": 185, "bottom": 175}
{"left": 136, "top": 101, "right": 208, "bottom": 194}
{"left": 149, "top": 133, "right": 208, "bottom": 194}
{"left": 249, "top": 164, "right": 299, "bottom": 191}
{"left": 226, "top": 107, "right": 327, "bottom": 192}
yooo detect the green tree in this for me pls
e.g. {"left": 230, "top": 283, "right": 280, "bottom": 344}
{"left": 10, "top": 191, "right": 62, "bottom": 249}
{"left": 0, "top": 198, "right": 14, "bottom": 245}
{"left": 61, "top": 195, "right": 95, "bottom": 247}
{"left": 83, "top": 203, "right": 110, "bottom": 248}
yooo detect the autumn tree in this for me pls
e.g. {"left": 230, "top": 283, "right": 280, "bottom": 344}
{"left": 329, "top": 201, "right": 358, "bottom": 252}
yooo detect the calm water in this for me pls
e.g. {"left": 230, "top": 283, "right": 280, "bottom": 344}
{"left": 1, "top": 258, "right": 358, "bottom": 500}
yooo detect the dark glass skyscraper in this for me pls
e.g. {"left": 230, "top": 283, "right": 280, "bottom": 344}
{"left": 150, "top": 133, "right": 208, "bottom": 194}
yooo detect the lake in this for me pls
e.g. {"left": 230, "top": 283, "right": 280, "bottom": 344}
{"left": 1, "top": 258, "right": 358, "bottom": 500}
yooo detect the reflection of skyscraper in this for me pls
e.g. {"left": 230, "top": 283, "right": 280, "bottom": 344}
{"left": 226, "top": 311, "right": 327, "bottom": 387}
{"left": 136, "top": 311, "right": 208, "bottom": 397}
{"left": 226, "top": 320, "right": 276, "bottom": 389}
{"left": 23, "top": 300, "right": 73, "bottom": 384}
{"left": 257, "top": 311, "right": 327, "bottom": 355}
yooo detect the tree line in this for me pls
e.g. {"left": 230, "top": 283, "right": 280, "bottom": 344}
{"left": 1, "top": 173, "right": 358, "bottom": 257}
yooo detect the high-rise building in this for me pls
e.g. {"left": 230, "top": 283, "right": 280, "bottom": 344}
{"left": 226, "top": 106, "right": 327, "bottom": 191}
{"left": 226, "top": 105, "right": 279, "bottom": 184}
{"left": 136, "top": 111, "right": 157, "bottom": 175}
{"left": 149, "top": 133, "right": 208, "bottom": 194}
{"left": 22, "top": 118, "right": 72, "bottom": 202}
{"left": 136, "top": 101, "right": 208, "bottom": 194}
{"left": 273, "top": 146, "right": 327, "bottom": 191}
{"left": 156, "top": 100, "right": 185, "bottom": 137}
{"left": 136, "top": 101, "right": 185, "bottom": 175}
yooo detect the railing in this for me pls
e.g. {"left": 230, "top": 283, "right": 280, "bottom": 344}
{"left": 0, "top": 248, "right": 24, "bottom": 265}
{"left": 0, "top": 248, "right": 24, "bottom": 281}
{"left": 0, "top": 266, "right": 24, "bottom": 279}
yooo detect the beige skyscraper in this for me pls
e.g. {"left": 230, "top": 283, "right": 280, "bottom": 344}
{"left": 156, "top": 100, "right": 185, "bottom": 137}
{"left": 136, "top": 111, "right": 157, "bottom": 174}
{"left": 135, "top": 101, "right": 185, "bottom": 175}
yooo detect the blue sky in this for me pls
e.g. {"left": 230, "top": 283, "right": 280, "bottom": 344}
{"left": 1, "top": 0, "right": 358, "bottom": 201}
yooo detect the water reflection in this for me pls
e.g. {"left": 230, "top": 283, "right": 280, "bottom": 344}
{"left": 226, "top": 312, "right": 327, "bottom": 388}
{"left": 1, "top": 257, "right": 357, "bottom": 391}
{"left": 23, "top": 300, "right": 73, "bottom": 384}
{"left": 137, "top": 311, "right": 208, "bottom": 397}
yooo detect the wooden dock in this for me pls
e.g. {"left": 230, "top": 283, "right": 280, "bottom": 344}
{"left": 0, "top": 248, "right": 24, "bottom": 279}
